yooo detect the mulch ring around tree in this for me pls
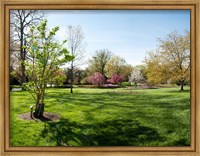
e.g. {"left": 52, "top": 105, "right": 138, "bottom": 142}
{"left": 19, "top": 112, "right": 60, "bottom": 121}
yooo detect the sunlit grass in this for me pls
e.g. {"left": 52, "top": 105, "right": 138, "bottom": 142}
{"left": 10, "top": 87, "right": 190, "bottom": 146}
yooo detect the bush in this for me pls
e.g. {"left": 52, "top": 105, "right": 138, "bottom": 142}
{"left": 87, "top": 72, "right": 106, "bottom": 85}
{"left": 107, "top": 74, "right": 123, "bottom": 85}
{"left": 121, "top": 82, "right": 132, "bottom": 87}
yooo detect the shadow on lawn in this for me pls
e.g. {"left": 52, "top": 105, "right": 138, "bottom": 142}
{"left": 45, "top": 91, "right": 189, "bottom": 111}
{"left": 165, "top": 89, "right": 190, "bottom": 93}
{"left": 40, "top": 119, "right": 165, "bottom": 146}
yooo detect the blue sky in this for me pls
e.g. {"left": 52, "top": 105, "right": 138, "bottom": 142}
{"left": 45, "top": 10, "right": 190, "bottom": 68}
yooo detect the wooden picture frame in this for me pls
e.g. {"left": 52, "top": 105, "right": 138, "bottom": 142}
{"left": 0, "top": 0, "right": 199, "bottom": 155}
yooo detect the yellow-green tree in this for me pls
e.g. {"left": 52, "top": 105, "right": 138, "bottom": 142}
{"left": 145, "top": 51, "right": 172, "bottom": 85}
{"left": 50, "top": 69, "right": 66, "bottom": 86}
{"left": 105, "top": 55, "right": 133, "bottom": 81}
{"left": 145, "top": 31, "right": 190, "bottom": 90}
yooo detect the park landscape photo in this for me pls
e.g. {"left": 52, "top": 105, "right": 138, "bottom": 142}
{"left": 9, "top": 10, "right": 191, "bottom": 146}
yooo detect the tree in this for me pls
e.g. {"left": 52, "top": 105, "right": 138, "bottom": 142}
{"left": 10, "top": 65, "right": 21, "bottom": 85}
{"left": 10, "top": 38, "right": 21, "bottom": 85}
{"left": 145, "top": 51, "right": 171, "bottom": 85}
{"left": 105, "top": 55, "right": 133, "bottom": 81}
{"left": 120, "top": 65, "right": 134, "bottom": 82}
{"left": 107, "top": 74, "right": 123, "bottom": 84}
{"left": 87, "top": 72, "right": 106, "bottom": 86}
{"left": 88, "top": 49, "right": 112, "bottom": 77}
{"left": 50, "top": 69, "right": 66, "bottom": 86}
{"left": 73, "top": 68, "right": 85, "bottom": 85}
{"left": 66, "top": 25, "right": 85, "bottom": 93}
{"left": 145, "top": 31, "right": 190, "bottom": 90}
{"left": 10, "top": 10, "right": 44, "bottom": 85}
{"left": 129, "top": 66, "right": 146, "bottom": 86}
{"left": 24, "top": 20, "right": 74, "bottom": 118}
{"left": 64, "top": 67, "right": 85, "bottom": 85}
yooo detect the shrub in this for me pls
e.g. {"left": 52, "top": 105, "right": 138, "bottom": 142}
{"left": 107, "top": 74, "right": 123, "bottom": 84}
{"left": 87, "top": 72, "right": 106, "bottom": 85}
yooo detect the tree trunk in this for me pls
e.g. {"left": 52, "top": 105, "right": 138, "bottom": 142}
{"left": 180, "top": 80, "right": 184, "bottom": 91}
{"left": 70, "top": 62, "right": 74, "bottom": 93}
{"left": 135, "top": 83, "right": 137, "bottom": 88}
{"left": 20, "top": 24, "right": 26, "bottom": 85}
{"left": 34, "top": 103, "right": 44, "bottom": 118}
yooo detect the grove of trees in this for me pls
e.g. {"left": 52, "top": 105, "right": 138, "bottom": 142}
{"left": 10, "top": 13, "right": 190, "bottom": 118}
{"left": 87, "top": 49, "right": 112, "bottom": 78}
{"left": 11, "top": 21, "right": 190, "bottom": 91}
{"left": 85, "top": 50, "right": 133, "bottom": 85}
{"left": 105, "top": 55, "right": 133, "bottom": 81}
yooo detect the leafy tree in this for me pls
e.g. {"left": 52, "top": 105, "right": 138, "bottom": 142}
{"left": 87, "top": 72, "right": 106, "bottom": 86}
{"left": 73, "top": 68, "right": 85, "bottom": 85}
{"left": 66, "top": 25, "right": 85, "bottom": 93}
{"left": 107, "top": 74, "right": 123, "bottom": 84}
{"left": 10, "top": 67, "right": 21, "bottom": 85}
{"left": 24, "top": 20, "right": 74, "bottom": 118}
{"left": 120, "top": 65, "right": 134, "bottom": 81}
{"left": 145, "top": 31, "right": 190, "bottom": 90}
{"left": 88, "top": 49, "right": 112, "bottom": 77}
{"left": 64, "top": 67, "right": 71, "bottom": 84}
{"left": 105, "top": 55, "right": 133, "bottom": 81}
{"left": 64, "top": 67, "right": 85, "bottom": 85}
{"left": 50, "top": 69, "right": 66, "bottom": 86}
{"left": 145, "top": 51, "right": 171, "bottom": 85}
{"left": 129, "top": 66, "right": 146, "bottom": 86}
{"left": 10, "top": 10, "right": 44, "bottom": 85}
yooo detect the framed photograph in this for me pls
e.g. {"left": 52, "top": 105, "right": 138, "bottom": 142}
{"left": 0, "top": 0, "right": 199, "bottom": 155}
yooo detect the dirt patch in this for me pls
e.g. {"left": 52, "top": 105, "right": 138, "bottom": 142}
{"left": 19, "top": 112, "right": 60, "bottom": 121}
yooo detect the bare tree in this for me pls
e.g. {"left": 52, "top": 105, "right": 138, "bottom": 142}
{"left": 10, "top": 10, "right": 44, "bottom": 85}
{"left": 66, "top": 25, "right": 85, "bottom": 93}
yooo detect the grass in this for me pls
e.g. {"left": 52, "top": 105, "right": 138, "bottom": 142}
{"left": 10, "top": 86, "right": 190, "bottom": 146}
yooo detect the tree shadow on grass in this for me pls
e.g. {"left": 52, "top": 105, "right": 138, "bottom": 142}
{"left": 45, "top": 91, "right": 190, "bottom": 111}
{"left": 40, "top": 119, "right": 165, "bottom": 146}
{"left": 165, "top": 89, "right": 190, "bottom": 93}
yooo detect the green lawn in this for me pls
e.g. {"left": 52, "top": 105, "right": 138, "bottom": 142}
{"left": 10, "top": 87, "right": 190, "bottom": 146}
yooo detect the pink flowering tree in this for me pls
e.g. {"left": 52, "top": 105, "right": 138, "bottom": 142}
{"left": 87, "top": 72, "right": 106, "bottom": 86}
{"left": 107, "top": 74, "right": 123, "bottom": 84}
